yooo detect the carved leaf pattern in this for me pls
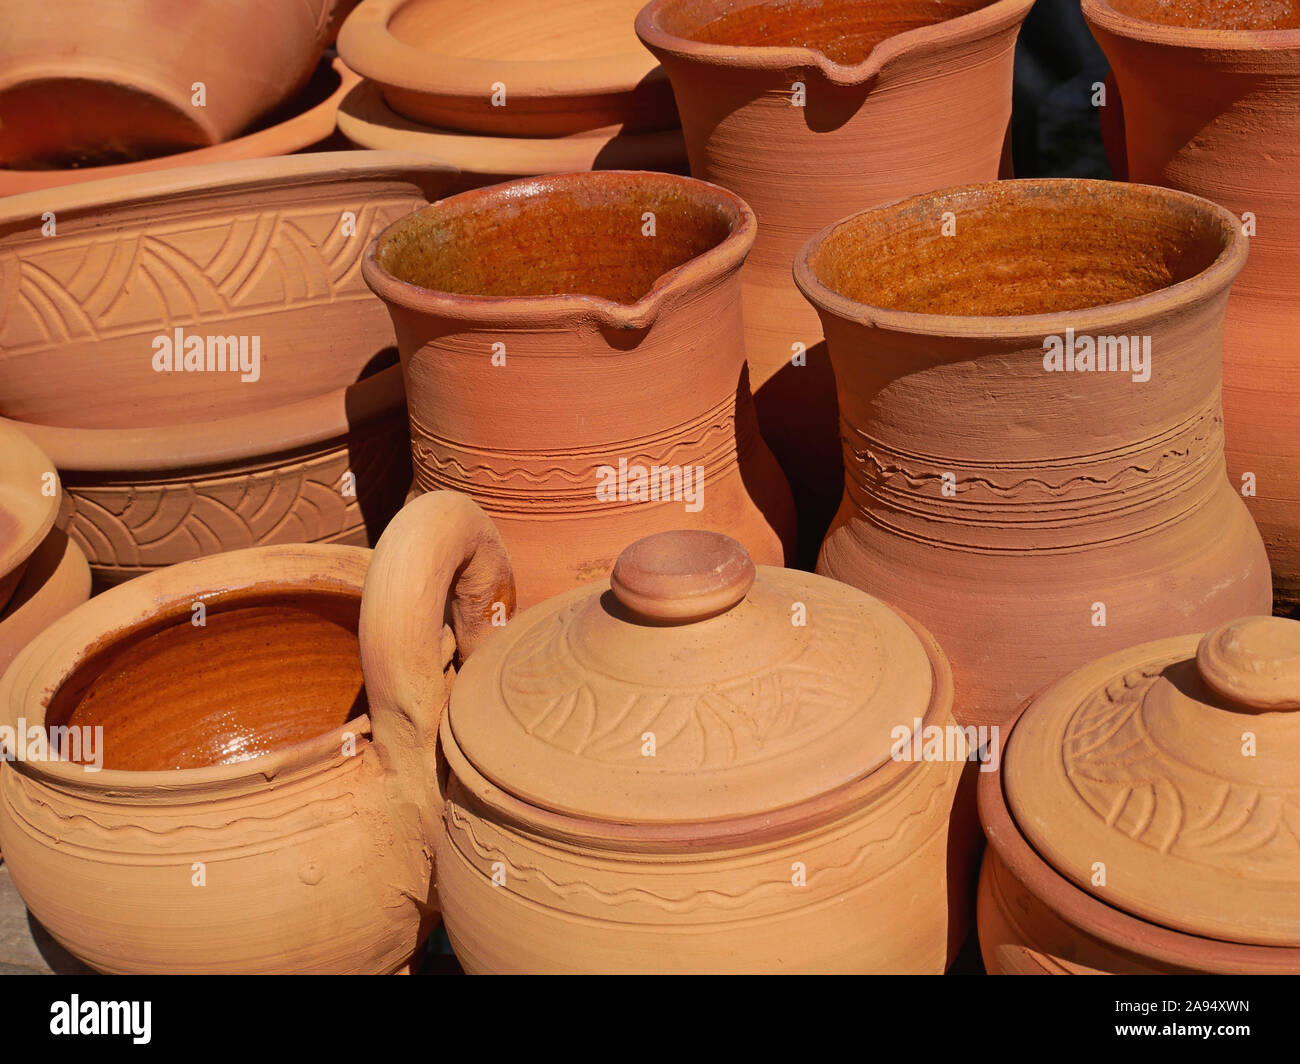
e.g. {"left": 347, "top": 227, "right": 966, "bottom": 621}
{"left": 499, "top": 598, "right": 877, "bottom": 770}
{"left": 1063, "top": 668, "right": 1300, "bottom": 867}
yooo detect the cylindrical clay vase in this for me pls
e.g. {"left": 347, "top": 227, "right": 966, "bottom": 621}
{"left": 795, "top": 179, "right": 1273, "bottom": 729}
{"left": 0, "top": 492, "right": 515, "bottom": 974}
{"left": 363, "top": 170, "right": 797, "bottom": 607}
{"left": 636, "top": 0, "right": 1034, "bottom": 557}
{"left": 1084, "top": 0, "right": 1300, "bottom": 612}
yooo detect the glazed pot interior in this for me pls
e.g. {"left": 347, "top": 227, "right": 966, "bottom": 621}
{"left": 43, "top": 589, "right": 366, "bottom": 771}
{"left": 388, "top": 0, "right": 645, "bottom": 60}
{"left": 1104, "top": 0, "right": 1300, "bottom": 31}
{"left": 376, "top": 178, "right": 739, "bottom": 304}
{"left": 809, "top": 182, "right": 1234, "bottom": 317}
{"left": 655, "top": 0, "right": 999, "bottom": 64}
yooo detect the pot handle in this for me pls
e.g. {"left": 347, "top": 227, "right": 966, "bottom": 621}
{"left": 359, "top": 491, "right": 515, "bottom": 837}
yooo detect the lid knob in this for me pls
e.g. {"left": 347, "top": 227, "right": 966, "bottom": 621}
{"left": 1195, "top": 616, "right": 1300, "bottom": 712}
{"left": 610, "top": 530, "right": 755, "bottom": 624}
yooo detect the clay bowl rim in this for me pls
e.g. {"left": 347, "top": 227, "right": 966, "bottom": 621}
{"left": 338, "top": 0, "right": 665, "bottom": 103}
{"left": 793, "top": 177, "right": 1248, "bottom": 342}
{"left": 0, "top": 543, "right": 374, "bottom": 799}
{"left": 336, "top": 79, "right": 688, "bottom": 175}
{"left": 361, "top": 169, "right": 756, "bottom": 331}
{"left": 0, "top": 425, "right": 60, "bottom": 589}
{"left": 635, "top": 0, "right": 1036, "bottom": 87}
{"left": 0, "top": 56, "right": 359, "bottom": 197}
{"left": 1082, "top": 0, "right": 1300, "bottom": 50}
{"left": 980, "top": 660, "right": 1300, "bottom": 974}
{"left": 439, "top": 584, "right": 958, "bottom": 852}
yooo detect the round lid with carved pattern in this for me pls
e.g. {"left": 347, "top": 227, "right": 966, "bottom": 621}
{"left": 446, "top": 530, "right": 949, "bottom": 824}
{"left": 1005, "top": 616, "right": 1300, "bottom": 947}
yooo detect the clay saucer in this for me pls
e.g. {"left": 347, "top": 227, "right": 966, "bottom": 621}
{"left": 336, "top": 80, "right": 687, "bottom": 190}
{"left": 0, "top": 425, "right": 59, "bottom": 611}
{"left": 0, "top": 56, "right": 360, "bottom": 197}
{"left": 337, "top": 0, "right": 676, "bottom": 135}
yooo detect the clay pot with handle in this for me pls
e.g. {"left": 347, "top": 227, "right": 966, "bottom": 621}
{"left": 0, "top": 491, "right": 513, "bottom": 974}
{"left": 363, "top": 169, "right": 797, "bottom": 608}
{"left": 1084, "top": 0, "right": 1300, "bottom": 611}
{"left": 979, "top": 614, "right": 1300, "bottom": 974}
{"left": 635, "top": 0, "right": 1035, "bottom": 557}
{"left": 430, "top": 527, "right": 979, "bottom": 974}
{"left": 795, "top": 178, "right": 1272, "bottom": 729}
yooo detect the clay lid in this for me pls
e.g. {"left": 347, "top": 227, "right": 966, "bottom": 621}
{"left": 1005, "top": 616, "right": 1300, "bottom": 947}
{"left": 0, "top": 424, "right": 59, "bottom": 589}
{"left": 446, "top": 530, "right": 941, "bottom": 824}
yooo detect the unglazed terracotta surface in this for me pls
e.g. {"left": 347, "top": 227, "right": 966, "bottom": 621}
{"left": 0, "top": 0, "right": 346, "bottom": 166}
{"left": 796, "top": 179, "right": 1273, "bottom": 729}
{"left": 0, "top": 57, "right": 361, "bottom": 197}
{"left": 336, "top": 80, "right": 689, "bottom": 192}
{"left": 0, "top": 530, "right": 90, "bottom": 679}
{"left": 363, "top": 171, "right": 796, "bottom": 607}
{"left": 978, "top": 617, "right": 1300, "bottom": 973}
{"left": 339, "top": 0, "right": 676, "bottom": 134}
{"left": 435, "top": 529, "right": 973, "bottom": 973}
{"left": 0, "top": 424, "right": 59, "bottom": 612}
{"left": 1085, "top": 0, "right": 1300, "bottom": 611}
{"left": 0, "top": 491, "right": 516, "bottom": 974}
{"left": 636, "top": 0, "right": 1033, "bottom": 558}
{"left": 0, "top": 153, "right": 457, "bottom": 584}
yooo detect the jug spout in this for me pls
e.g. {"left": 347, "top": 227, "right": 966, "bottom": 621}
{"left": 359, "top": 491, "right": 516, "bottom": 851}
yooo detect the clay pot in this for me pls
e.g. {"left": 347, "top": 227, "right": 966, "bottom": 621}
{"left": 636, "top": 0, "right": 1034, "bottom": 558}
{"left": 0, "top": 152, "right": 458, "bottom": 585}
{"left": 0, "top": 56, "right": 361, "bottom": 198}
{"left": 979, "top": 615, "right": 1300, "bottom": 974}
{"left": 337, "top": 79, "right": 689, "bottom": 192}
{"left": 0, "top": 0, "right": 348, "bottom": 168}
{"left": 0, "top": 491, "right": 515, "bottom": 974}
{"left": 338, "top": 0, "right": 677, "bottom": 135}
{"left": 1084, "top": 0, "right": 1300, "bottom": 612}
{"left": 427, "top": 524, "right": 972, "bottom": 973}
{"left": 795, "top": 178, "right": 1273, "bottom": 729}
{"left": 0, "top": 426, "right": 89, "bottom": 675}
{"left": 362, "top": 170, "right": 797, "bottom": 607}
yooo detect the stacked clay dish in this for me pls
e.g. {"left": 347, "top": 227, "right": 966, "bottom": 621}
{"left": 337, "top": 0, "right": 687, "bottom": 190}
{"left": 0, "top": 152, "right": 458, "bottom": 587}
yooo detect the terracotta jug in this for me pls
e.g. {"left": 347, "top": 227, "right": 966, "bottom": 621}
{"left": 362, "top": 170, "right": 797, "bottom": 607}
{"left": 423, "top": 524, "right": 974, "bottom": 973}
{"left": 795, "top": 178, "right": 1273, "bottom": 729}
{"left": 0, "top": 0, "right": 348, "bottom": 168}
{"left": 979, "top": 615, "right": 1300, "bottom": 974}
{"left": 0, "top": 492, "right": 514, "bottom": 974}
{"left": 1084, "top": 0, "right": 1300, "bottom": 612}
{"left": 635, "top": 0, "right": 1034, "bottom": 558}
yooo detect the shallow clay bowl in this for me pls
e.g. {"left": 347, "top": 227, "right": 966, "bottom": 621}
{"left": 338, "top": 0, "right": 676, "bottom": 135}
{"left": 979, "top": 698, "right": 1300, "bottom": 974}
{"left": 0, "top": 0, "right": 347, "bottom": 166}
{"left": 0, "top": 56, "right": 360, "bottom": 198}
{"left": 0, "top": 528, "right": 91, "bottom": 679}
{"left": 336, "top": 80, "right": 688, "bottom": 190}
{"left": 0, "top": 424, "right": 60, "bottom": 611}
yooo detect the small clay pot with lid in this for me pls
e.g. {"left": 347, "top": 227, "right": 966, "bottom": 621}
{"left": 431, "top": 527, "right": 975, "bottom": 973}
{"left": 363, "top": 170, "right": 796, "bottom": 607}
{"left": 980, "top": 615, "right": 1300, "bottom": 973}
